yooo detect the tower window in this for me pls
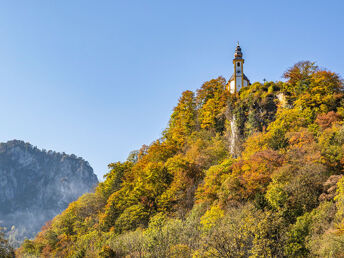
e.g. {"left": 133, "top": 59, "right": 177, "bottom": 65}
{"left": 237, "top": 62, "right": 240, "bottom": 67}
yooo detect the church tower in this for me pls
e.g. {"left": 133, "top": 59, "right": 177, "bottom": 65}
{"left": 228, "top": 43, "right": 250, "bottom": 94}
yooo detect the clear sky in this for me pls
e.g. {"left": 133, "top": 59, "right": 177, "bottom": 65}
{"left": 0, "top": 0, "right": 343, "bottom": 180}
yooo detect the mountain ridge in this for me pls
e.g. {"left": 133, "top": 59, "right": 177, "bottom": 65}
{"left": 0, "top": 139, "right": 98, "bottom": 247}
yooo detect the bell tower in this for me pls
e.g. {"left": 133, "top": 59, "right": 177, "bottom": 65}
{"left": 228, "top": 42, "right": 250, "bottom": 94}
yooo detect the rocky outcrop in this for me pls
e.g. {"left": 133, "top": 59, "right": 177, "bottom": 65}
{"left": 319, "top": 174, "right": 343, "bottom": 202}
{"left": 228, "top": 115, "right": 241, "bottom": 157}
{"left": 225, "top": 103, "right": 242, "bottom": 158}
{"left": 0, "top": 140, "right": 98, "bottom": 246}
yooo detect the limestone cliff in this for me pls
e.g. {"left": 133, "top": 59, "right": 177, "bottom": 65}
{"left": 0, "top": 140, "right": 98, "bottom": 246}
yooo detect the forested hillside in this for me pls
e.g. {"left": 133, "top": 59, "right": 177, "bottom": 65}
{"left": 17, "top": 62, "right": 344, "bottom": 257}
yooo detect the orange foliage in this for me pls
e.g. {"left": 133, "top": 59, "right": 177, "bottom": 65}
{"left": 221, "top": 150, "right": 283, "bottom": 202}
{"left": 287, "top": 129, "right": 314, "bottom": 148}
{"left": 315, "top": 111, "right": 342, "bottom": 130}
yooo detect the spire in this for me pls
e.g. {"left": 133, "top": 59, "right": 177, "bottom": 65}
{"left": 234, "top": 42, "right": 243, "bottom": 59}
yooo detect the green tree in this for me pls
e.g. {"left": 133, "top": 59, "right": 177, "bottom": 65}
{"left": 197, "top": 77, "right": 229, "bottom": 132}
{"left": 96, "top": 161, "right": 133, "bottom": 200}
{"left": 164, "top": 90, "right": 197, "bottom": 147}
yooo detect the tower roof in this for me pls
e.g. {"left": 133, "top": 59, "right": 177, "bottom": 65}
{"left": 229, "top": 73, "right": 250, "bottom": 83}
{"left": 234, "top": 42, "right": 243, "bottom": 59}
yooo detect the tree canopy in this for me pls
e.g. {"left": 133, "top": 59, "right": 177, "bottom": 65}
{"left": 17, "top": 61, "right": 344, "bottom": 257}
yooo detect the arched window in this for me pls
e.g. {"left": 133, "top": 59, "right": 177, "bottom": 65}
{"left": 237, "top": 62, "right": 240, "bottom": 67}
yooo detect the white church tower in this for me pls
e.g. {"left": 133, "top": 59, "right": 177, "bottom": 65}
{"left": 228, "top": 43, "right": 250, "bottom": 94}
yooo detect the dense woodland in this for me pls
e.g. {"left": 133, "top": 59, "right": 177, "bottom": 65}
{"left": 12, "top": 61, "right": 344, "bottom": 257}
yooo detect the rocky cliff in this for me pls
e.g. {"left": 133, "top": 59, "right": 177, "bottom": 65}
{"left": 0, "top": 140, "right": 98, "bottom": 246}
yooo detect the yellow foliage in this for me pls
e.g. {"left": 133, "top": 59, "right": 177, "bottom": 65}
{"left": 200, "top": 204, "right": 224, "bottom": 232}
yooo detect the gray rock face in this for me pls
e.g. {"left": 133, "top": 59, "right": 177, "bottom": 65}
{"left": 0, "top": 140, "right": 98, "bottom": 246}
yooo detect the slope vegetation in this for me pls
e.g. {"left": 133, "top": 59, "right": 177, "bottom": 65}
{"left": 18, "top": 62, "right": 344, "bottom": 257}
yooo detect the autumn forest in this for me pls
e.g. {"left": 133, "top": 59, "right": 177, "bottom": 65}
{"left": 9, "top": 61, "right": 344, "bottom": 257}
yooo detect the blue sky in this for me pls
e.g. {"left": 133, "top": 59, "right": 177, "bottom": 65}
{"left": 0, "top": 1, "right": 343, "bottom": 179}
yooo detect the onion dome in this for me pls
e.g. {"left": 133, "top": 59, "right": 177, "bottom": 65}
{"left": 234, "top": 42, "right": 243, "bottom": 58}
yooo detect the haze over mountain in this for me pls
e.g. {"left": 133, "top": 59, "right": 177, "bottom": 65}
{"left": 0, "top": 140, "right": 98, "bottom": 246}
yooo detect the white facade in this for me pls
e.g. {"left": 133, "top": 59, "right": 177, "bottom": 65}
{"left": 229, "top": 80, "right": 235, "bottom": 94}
